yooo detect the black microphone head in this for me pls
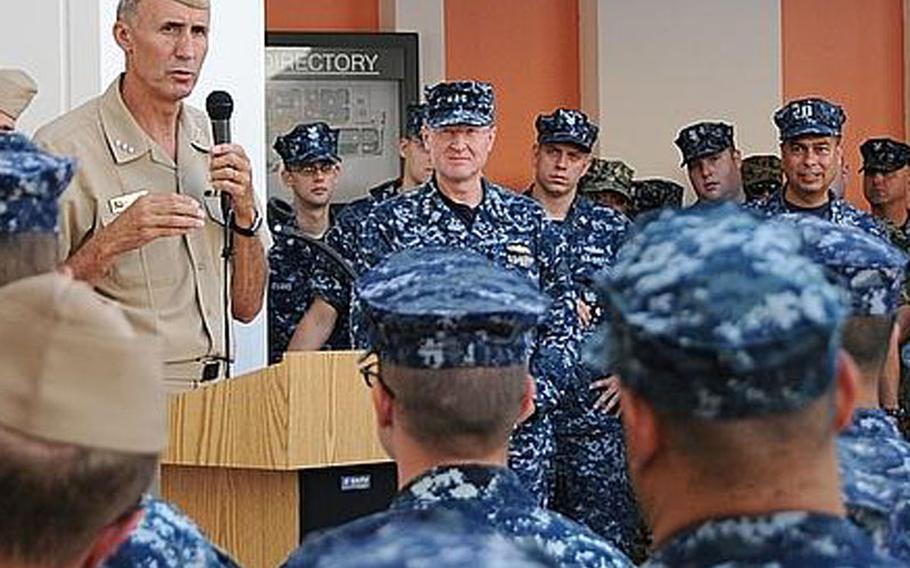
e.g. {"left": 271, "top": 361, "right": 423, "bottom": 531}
{"left": 206, "top": 91, "right": 233, "bottom": 120}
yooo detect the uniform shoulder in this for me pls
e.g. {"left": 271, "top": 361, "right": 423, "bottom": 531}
{"left": 33, "top": 95, "right": 102, "bottom": 148}
{"left": 531, "top": 507, "right": 633, "bottom": 562}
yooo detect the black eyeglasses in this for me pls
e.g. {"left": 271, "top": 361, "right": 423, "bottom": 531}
{"left": 357, "top": 352, "right": 396, "bottom": 398}
{"left": 291, "top": 162, "right": 337, "bottom": 177}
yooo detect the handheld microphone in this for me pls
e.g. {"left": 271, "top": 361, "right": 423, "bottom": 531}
{"left": 206, "top": 90, "right": 234, "bottom": 217}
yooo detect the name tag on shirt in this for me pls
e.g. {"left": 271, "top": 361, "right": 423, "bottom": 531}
{"left": 108, "top": 190, "right": 148, "bottom": 216}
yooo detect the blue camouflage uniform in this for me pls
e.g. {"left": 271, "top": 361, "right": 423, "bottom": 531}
{"left": 528, "top": 109, "right": 646, "bottom": 557}
{"left": 354, "top": 82, "right": 580, "bottom": 505}
{"left": 860, "top": 137, "right": 910, "bottom": 430}
{"left": 785, "top": 216, "right": 910, "bottom": 563}
{"left": 286, "top": 508, "right": 558, "bottom": 568}
{"left": 586, "top": 204, "right": 900, "bottom": 566}
{"left": 645, "top": 512, "right": 901, "bottom": 567}
{"left": 747, "top": 98, "right": 887, "bottom": 239}
{"left": 103, "top": 495, "right": 239, "bottom": 568}
{"left": 552, "top": 196, "right": 647, "bottom": 559}
{"left": 284, "top": 247, "right": 631, "bottom": 568}
{"left": 309, "top": 103, "right": 428, "bottom": 338}
{"left": 267, "top": 122, "right": 349, "bottom": 362}
{"left": 0, "top": 132, "right": 75, "bottom": 233}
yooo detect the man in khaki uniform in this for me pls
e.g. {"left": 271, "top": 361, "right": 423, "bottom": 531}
{"left": 0, "top": 68, "right": 37, "bottom": 132}
{"left": 35, "top": 0, "right": 269, "bottom": 390}
{"left": 0, "top": 272, "right": 164, "bottom": 567}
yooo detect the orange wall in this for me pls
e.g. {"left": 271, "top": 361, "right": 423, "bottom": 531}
{"left": 266, "top": 0, "right": 379, "bottom": 32}
{"left": 782, "top": 0, "right": 904, "bottom": 207}
{"left": 445, "top": 0, "right": 581, "bottom": 189}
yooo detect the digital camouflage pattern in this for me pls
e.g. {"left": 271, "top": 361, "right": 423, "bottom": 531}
{"left": 424, "top": 81, "right": 495, "bottom": 128}
{"left": 674, "top": 121, "right": 734, "bottom": 166}
{"left": 774, "top": 97, "right": 846, "bottom": 141}
{"left": 0, "top": 132, "right": 75, "bottom": 233}
{"left": 354, "top": 177, "right": 579, "bottom": 504}
{"left": 645, "top": 512, "right": 901, "bottom": 567}
{"left": 579, "top": 159, "right": 634, "bottom": 199}
{"left": 547, "top": 196, "right": 647, "bottom": 559}
{"left": 284, "top": 508, "right": 557, "bottom": 567}
{"left": 273, "top": 122, "right": 340, "bottom": 167}
{"left": 103, "top": 495, "right": 239, "bottom": 568}
{"left": 286, "top": 465, "right": 633, "bottom": 568}
{"left": 780, "top": 215, "right": 907, "bottom": 316}
{"left": 860, "top": 138, "right": 910, "bottom": 174}
{"left": 838, "top": 408, "right": 910, "bottom": 564}
{"left": 586, "top": 204, "right": 847, "bottom": 419}
{"left": 536, "top": 108, "right": 599, "bottom": 153}
{"left": 357, "top": 246, "right": 549, "bottom": 369}
{"left": 741, "top": 154, "right": 782, "bottom": 203}
{"left": 630, "top": 178, "right": 683, "bottom": 217}
{"left": 267, "top": 198, "right": 349, "bottom": 363}
{"left": 747, "top": 189, "right": 888, "bottom": 240}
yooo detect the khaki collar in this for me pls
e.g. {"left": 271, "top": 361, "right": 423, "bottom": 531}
{"left": 99, "top": 75, "right": 209, "bottom": 166}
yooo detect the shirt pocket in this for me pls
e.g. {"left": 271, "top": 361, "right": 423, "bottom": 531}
{"left": 96, "top": 195, "right": 179, "bottom": 289}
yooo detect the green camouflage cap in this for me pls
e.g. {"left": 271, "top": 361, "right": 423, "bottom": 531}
{"left": 579, "top": 158, "right": 634, "bottom": 198}
{"left": 741, "top": 154, "right": 782, "bottom": 201}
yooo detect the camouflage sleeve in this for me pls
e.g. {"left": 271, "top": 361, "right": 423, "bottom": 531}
{"left": 531, "top": 220, "right": 581, "bottom": 407}
{"left": 311, "top": 218, "right": 357, "bottom": 312}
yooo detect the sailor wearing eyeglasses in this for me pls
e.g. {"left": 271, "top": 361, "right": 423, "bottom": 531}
{"left": 267, "top": 122, "right": 350, "bottom": 363}
{"left": 282, "top": 246, "right": 632, "bottom": 568}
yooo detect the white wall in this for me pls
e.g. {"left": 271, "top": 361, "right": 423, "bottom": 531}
{"left": 380, "top": 0, "right": 446, "bottom": 89}
{"left": 584, "top": 0, "right": 782, "bottom": 200}
{"left": 3, "top": 0, "right": 268, "bottom": 375}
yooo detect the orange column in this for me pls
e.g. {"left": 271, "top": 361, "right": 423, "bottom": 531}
{"left": 782, "top": 0, "right": 904, "bottom": 207}
{"left": 445, "top": 0, "right": 580, "bottom": 190}
{"left": 266, "top": 0, "right": 379, "bottom": 31}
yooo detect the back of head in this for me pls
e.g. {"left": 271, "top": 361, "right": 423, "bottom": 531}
{"left": 357, "top": 247, "right": 548, "bottom": 456}
{"left": 587, "top": 205, "right": 847, "bottom": 469}
{"left": 782, "top": 215, "right": 907, "bottom": 378}
{"left": 0, "top": 273, "right": 165, "bottom": 566}
{"left": 0, "top": 133, "right": 76, "bottom": 285}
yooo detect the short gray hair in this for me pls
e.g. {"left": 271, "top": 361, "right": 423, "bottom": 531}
{"left": 116, "top": 0, "right": 142, "bottom": 23}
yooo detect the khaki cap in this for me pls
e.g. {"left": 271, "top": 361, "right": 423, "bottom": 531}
{"left": 0, "top": 273, "right": 165, "bottom": 453}
{"left": 0, "top": 69, "right": 37, "bottom": 120}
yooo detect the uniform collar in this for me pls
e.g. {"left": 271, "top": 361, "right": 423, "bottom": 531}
{"left": 651, "top": 512, "right": 868, "bottom": 566}
{"left": 390, "top": 464, "right": 535, "bottom": 512}
{"left": 99, "top": 75, "right": 209, "bottom": 166}
{"left": 844, "top": 407, "right": 901, "bottom": 439}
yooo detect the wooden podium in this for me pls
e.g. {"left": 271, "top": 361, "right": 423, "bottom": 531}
{"left": 160, "top": 351, "right": 392, "bottom": 568}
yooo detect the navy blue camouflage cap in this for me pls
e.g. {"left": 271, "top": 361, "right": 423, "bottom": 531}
{"left": 780, "top": 215, "right": 907, "bottom": 316}
{"left": 535, "top": 108, "right": 598, "bottom": 153}
{"left": 404, "top": 102, "right": 429, "bottom": 139}
{"left": 357, "top": 247, "right": 550, "bottom": 369}
{"left": 585, "top": 204, "right": 847, "bottom": 419}
{"left": 674, "top": 121, "right": 735, "bottom": 166}
{"left": 0, "top": 132, "right": 76, "bottom": 233}
{"left": 860, "top": 138, "right": 910, "bottom": 174}
{"left": 273, "top": 122, "right": 341, "bottom": 168}
{"left": 774, "top": 97, "right": 846, "bottom": 141}
{"left": 424, "top": 81, "right": 495, "bottom": 129}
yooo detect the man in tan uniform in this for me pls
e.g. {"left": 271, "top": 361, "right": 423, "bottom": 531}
{"left": 0, "top": 68, "right": 38, "bottom": 131}
{"left": 35, "top": 0, "right": 269, "bottom": 390}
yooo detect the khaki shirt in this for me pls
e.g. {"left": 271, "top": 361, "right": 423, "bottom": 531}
{"left": 35, "top": 77, "right": 269, "bottom": 386}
